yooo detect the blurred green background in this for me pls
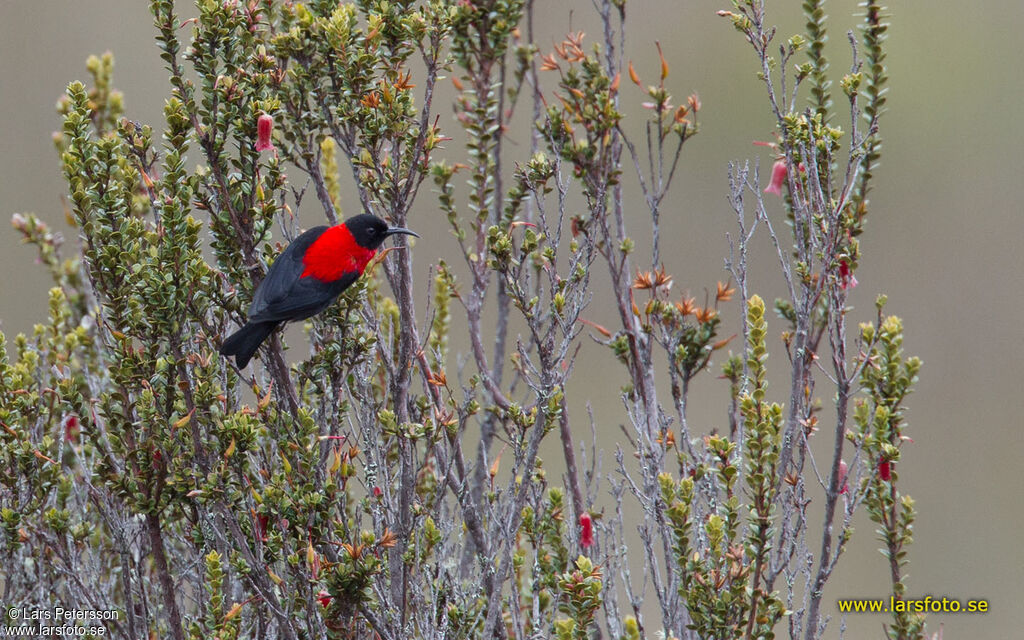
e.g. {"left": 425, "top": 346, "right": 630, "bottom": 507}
{"left": 2, "top": 2, "right": 1021, "bottom": 638}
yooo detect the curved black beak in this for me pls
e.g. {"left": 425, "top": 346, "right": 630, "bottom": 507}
{"left": 385, "top": 226, "right": 419, "bottom": 239}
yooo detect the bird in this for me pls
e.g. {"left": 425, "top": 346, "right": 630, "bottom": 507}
{"left": 219, "top": 213, "right": 418, "bottom": 368}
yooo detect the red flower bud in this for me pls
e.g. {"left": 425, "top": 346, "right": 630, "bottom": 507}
{"left": 317, "top": 590, "right": 332, "bottom": 607}
{"left": 838, "top": 460, "right": 849, "bottom": 495}
{"left": 579, "top": 512, "right": 595, "bottom": 549}
{"left": 878, "top": 460, "right": 892, "bottom": 482}
{"left": 257, "top": 514, "right": 269, "bottom": 541}
{"left": 764, "top": 160, "right": 787, "bottom": 196}
{"left": 256, "top": 113, "right": 275, "bottom": 152}
{"left": 838, "top": 260, "right": 858, "bottom": 290}
{"left": 63, "top": 414, "right": 80, "bottom": 443}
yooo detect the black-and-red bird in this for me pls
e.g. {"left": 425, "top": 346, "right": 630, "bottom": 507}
{"left": 220, "top": 213, "right": 418, "bottom": 368}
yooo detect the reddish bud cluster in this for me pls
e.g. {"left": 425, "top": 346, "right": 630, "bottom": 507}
{"left": 838, "top": 260, "right": 858, "bottom": 290}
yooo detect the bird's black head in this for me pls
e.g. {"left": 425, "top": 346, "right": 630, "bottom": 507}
{"left": 345, "top": 214, "right": 419, "bottom": 250}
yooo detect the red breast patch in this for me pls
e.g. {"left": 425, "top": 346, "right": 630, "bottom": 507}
{"left": 301, "top": 224, "right": 376, "bottom": 282}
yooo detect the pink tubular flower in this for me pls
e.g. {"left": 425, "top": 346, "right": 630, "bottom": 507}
{"left": 256, "top": 113, "right": 275, "bottom": 152}
{"left": 837, "top": 460, "right": 849, "bottom": 495}
{"left": 878, "top": 460, "right": 892, "bottom": 482}
{"left": 63, "top": 414, "right": 80, "bottom": 443}
{"left": 316, "top": 591, "right": 332, "bottom": 608}
{"left": 764, "top": 159, "right": 788, "bottom": 196}
{"left": 838, "top": 260, "right": 858, "bottom": 290}
{"left": 579, "top": 512, "right": 595, "bottom": 549}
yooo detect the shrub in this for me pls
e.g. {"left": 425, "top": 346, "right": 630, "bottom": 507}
{"left": 3, "top": 1, "right": 924, "bottom": 639}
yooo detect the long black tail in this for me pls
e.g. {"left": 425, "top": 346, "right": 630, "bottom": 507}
{"left": 219, "top": 321, "right": 277, "bottom": 369}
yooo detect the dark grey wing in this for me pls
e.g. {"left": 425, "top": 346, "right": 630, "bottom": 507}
{"left": 250, "top": 271, "right": 359, "bottom": 323}
{"left": 247, "top": 226, "right": 328, "bottom": 320}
